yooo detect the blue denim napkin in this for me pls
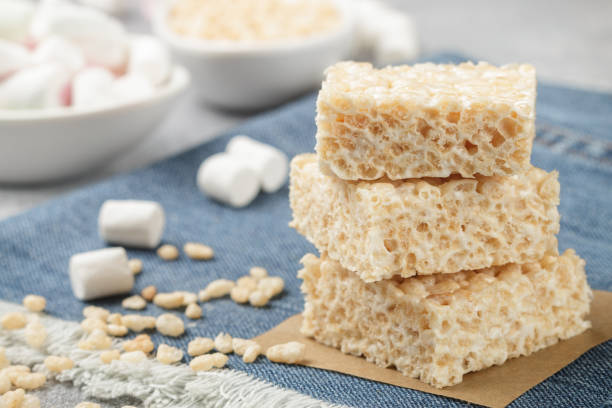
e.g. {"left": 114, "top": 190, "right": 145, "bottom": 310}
{"left": 0, "top": 54, "right": 610, "bottom": 407}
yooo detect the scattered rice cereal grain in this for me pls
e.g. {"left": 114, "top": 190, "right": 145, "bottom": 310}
{"left": 157, "top": 244, "right": 179, "bottom": 261}
{"left": 122, "top": 315, "right": 156, "bottom": 332}
{"left": 183, "top": 242, "right": 214, "bottom": 260}
{"left": 78, "top": 329, "right": 112, "bottom": 350}
{"left": 156, "top": 344, "right": 184, "bottom": 364}
{"left": 1, "top": 389, "right": 25, "bottom": 407}
{"left": 232, "top": 338, "right": 257, "bottom": 356}
{"left": 243, "top": 344, "right": 262, "bottom": 363}
{"left": 107, "top": 313, "right": 123, "bottom": 326}
{"left": 199, "top": 279, "right": 235, "bottom": 301}
{"left": 266, "top": 341, "right": 305, "bottom": 364}
{"left": 120, "top": 351, "right": 147, "bottom": 363}
{"left": 128, "top": 259, "right": 143, "bottom": 275}
{"left": 107, "top": 324, "right": 128, "bottom": 337}
{"left": 153, "top": 292, "right": 184, "bottom": 309}
{"left": 258, "top": 276, "right": 284, "bottom": 298}
{"left": 44, "top": 356, "right": 74, "bottom": 372}
{"left": 214, "top": 332, "right": 233, "bottom": 353}
{"left": 0, "top": 372, "right": 10, "bottom": 394}
{"left": 189, "top": 353, "right": 228, "bottom": 371}
{"left": 248, "top": 290, "right": 270, "bottom": 307}
{"left": 185, "top": 303, "right": 202, "bottom": 319}
{"left": 1, "top": 312, "right": 27, "bottom": 330}
{"left": 236, "top": 276, "right": 257, "bottom": 291}
{"left": 0, "top": 347, "right": 8, "bottom": 369}
{"left": 81, "top": 318, "right": 107, "bottom": 334}
{"left": 187, "top": 337, "right": 214, "bottom": 356}
{"left": 177, "top": 291, "right": 198, "bottom": 305}
{"left": 230, "top": 286, "right": 251, "bottom": 303}
{"left": 140, "top": 285, "right": 157, "bottom": 302}
{"left": 249, "top": 267, "right": 268, "bottom": 280}
{"left": 82, "top": 306, "right": 110, "bottom": 321}
{"left": 156, "top": 314, "right": 184, "bottom": 337}
{"left": 122, "top": 334, "right": 154, "bottom": 353}
{"left": 100, "top": 350, "right": 120, "bottom": 364}
{"left": 12, "top": 372, "right": 46, "bottom": 390}
{"left": 75, "top": 402, "right": 101, "bottom": 408}
{"left": 22, "top": 394, "right": 41, "bottom": 408}
{"left": 23, "top": 295, "right": 46, "bottom": 313}
{"left": 25, "top": 321, "right": 47, "bottom": 348}
{"left": 122, "top": 295, "right": 147, "bottom": 310}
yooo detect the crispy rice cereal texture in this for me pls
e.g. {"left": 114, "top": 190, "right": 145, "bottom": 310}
{"left": 315, "top": 61, "right": 536, "bottom": 179}
{"left": 299, "top": 251, "right": 592, "bottom": 388}
{"left": 289, "top": 154, "right": 559, "bottom": 281}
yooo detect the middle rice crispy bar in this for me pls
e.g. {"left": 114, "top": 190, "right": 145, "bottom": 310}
{"left": 289, "top": 154, "right": 560, "bottom": 282}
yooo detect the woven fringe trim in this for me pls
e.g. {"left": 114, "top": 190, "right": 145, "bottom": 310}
{"left": 0, "top": 300, "right": 343, "bottom": 408}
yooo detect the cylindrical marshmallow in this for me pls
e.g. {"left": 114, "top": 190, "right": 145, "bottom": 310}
{"left": 31, "top": 4, "right": 128, "bottom": 70}
{"left": 0, "top": 0, "right": 35, "bottom": 42}
{"left": 0, "top": 39, "right": 30, "bottom": 79}
{"left": 226, "top": 136, "right": 288, "bottom": 193}
{"left": 32, "top": 35, "right": 86, "bottom": 74}
{"left": 0, "top": 63, "right": 69, "bottom": 109}
{"left": 109, "top": 74, "right": 155, "bottom": 104}
{"left": 69, "top": 247, "right": 134, "bottom": 301}
{"left": 128, "top": 36, "right": 171, "bottom": 86}
{"left": 71, "top": 66, "right": 115, "bottom": 108}
{"left": 98, "top": 199, "right": 165, "bottom": 248}
{"left": 197, "top": 153, "right": 260, "bottom": 208}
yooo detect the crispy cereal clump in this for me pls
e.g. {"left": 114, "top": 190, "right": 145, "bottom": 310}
{"left": 1, "top": 388, "right": 25, "bottom": 407}
{"left": 189, "top": 353, "right": 228, "bottom": 371}
{"left": 78, "top": 329, "right": 112, "bottom": 351}
{"left": 82, "top": 306, "right": 110, "bottom": 321}
{"left": 1, "top": 312, "right": 27, "bottom": 330}
{"left": 156, "top": 314, "right": 184, "bottom": 337}
{"left": 266, "top": 342, "right": 306, "bottom": 364}
{"left": 156, "top": 344, "right": 184, "bottom": 364}
{"left": 183, "top": 242, "right": 214, "bottom": 260}
{"left": 44, "top": 356, "right": 74, "bottom": 372}
{"left": 122, "top": 315, "right": 156, "bottom": 332}
{"left": 12, "top": 372, "right": 46, "bottom": 390}
{"left": 187, "top": 337, "right": 214, "bottom": 356}
{"left": 185, "top": 303, "right": 202, "bottom": 319}
{"left": 122, "top": 334, "right": 154, "bottom": 353}
{"left": 23, "top": 295, "right": 46, "bottom": 313}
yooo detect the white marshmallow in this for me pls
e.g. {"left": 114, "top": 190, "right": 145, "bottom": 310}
{"left": 109, "top": 74, "right": 155, "bottom": 104}
{"left": 0, "top": 39, "right": 30, "bottom": 79}
{"left": 32, "top": 36, "right": 86, "bottom": 74}
{"left": 98, "top": 199, "right": 165, "bottom": 249}
{"left": 78, "top": 0, "right": 125, "bottom": 15}
{"left": 0, "top": 63, "right": 69, "bottom": 109}
{"left": 226, "top": 136, "right": 288, "bottom": 193}
{"left": 128, "top": 36, "right": 171, "bottom": 86}
{"left": 31, "top": 3, "right": 128, "bottom": 70}
{"left": 71, "top": 66, "right": 114, "bottom": 107}
{"left": 373, "top": 13, "right": 419, "bottom": 65}
{"left": 0, "top": 0, "right": 35, "bottom": 42}
{"left": 69, "top": 247, "right": 134, "bottom": 301}
{"left": 197, "top": 153, "right": 260, "bottom": 208}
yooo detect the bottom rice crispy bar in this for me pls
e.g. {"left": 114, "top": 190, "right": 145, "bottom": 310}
{"left": 299, "top": 250, "right": 592, "bottom": 388}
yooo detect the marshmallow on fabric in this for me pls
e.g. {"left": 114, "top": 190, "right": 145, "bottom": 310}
{"left": 98, "top": 199, "right": 165, "bottom": 249}
{"left": 30, "top": 3, "right": 128, "bottom": 70}
{"left": 226, "top": 135, "right": 288, "bottom": 193}
{"left": 0, "top": 0, "right": 35, "bottom": 42}
{"left": 197, "top": 153, "right": 260, "bottom": 208}
{"left": 128, "top": 36, "right": 171, "bottom": 86}
{"left": 0, "top": 63, "right": 69, "bottom": 109}
{"left": 32, "top": 36, "right": 86, "bottom": 74}
{"left": 69, "top": 247, "right": 134, "bottom": 301}
{"left": 0, "top": 39, "right": 30, "bottom": 79}
{"left": 71, "top": 67, "right": 114, "bottom": 108}
{"left": 109, "top": 74, "right": 155, "bottom": 104}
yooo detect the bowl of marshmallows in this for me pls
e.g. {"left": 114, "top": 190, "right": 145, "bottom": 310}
{"left": 0, "top": 0, "right": 190, "bottom": 184}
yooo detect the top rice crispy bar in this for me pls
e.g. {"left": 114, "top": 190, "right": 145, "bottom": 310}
{"left": 315, "top": 61, "right": 536, "bottom": 180}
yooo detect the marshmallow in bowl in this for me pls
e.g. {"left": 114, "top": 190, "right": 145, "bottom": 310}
{"left": 0, "top": 39, "right": 30, "bottom": 79}
{"left": 372, "top": 13, "right": 418, "bottom": 66}
{"left": 109, "top": 74, "right": 155, "bottom": 104}
{"left": 71, "top": 67, "right": 115, "bottom": 107}
{"left": 128, "top": 36, "right": 171, "bottom": 86}
{"left": 32, "top": 36, "right": 86, "bottom": 74}
{"left": 69, "top": 247, "right": 134, "bottom": 300}
{"left": 0, "top": 63, "right": 70, "bottom": 109}
{"left": 197, "top": 153, "right": 261, "bottom": 208}
{"left": 226, "top": 135, "right": 288, "bottom": 193}
{"left": 31, "top": 3, "right": 128, "bottom": 70}
{"left": 0, "top": 0, "right": 35, "bottom": 42}
{"left": 98, "top": 199, "right": 166, "bottom": 249}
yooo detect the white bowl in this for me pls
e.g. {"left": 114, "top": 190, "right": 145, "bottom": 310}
{"left": 0, "top": 65, "right": 189, "bottom": 184}
{"left": 153, "top": 0, "right": 354, "bottom": 111}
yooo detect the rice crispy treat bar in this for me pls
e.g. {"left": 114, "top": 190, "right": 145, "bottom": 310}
{"left": 299, "top": 250, "right": 592, "bottom": 388}
{"left": 315, "top": 61, "right": 536, "bottom": 179}
{"left": 289, "top": 154, "right": 559, "bottom": 281}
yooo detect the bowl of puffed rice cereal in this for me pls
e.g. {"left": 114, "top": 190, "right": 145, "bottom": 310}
{"left": 153, "top": 0, "right": 354, "bottom": 111}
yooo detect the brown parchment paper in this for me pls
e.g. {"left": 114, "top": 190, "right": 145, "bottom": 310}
{"left": 254, "top": 290, "right": 612, "bottom": 408}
